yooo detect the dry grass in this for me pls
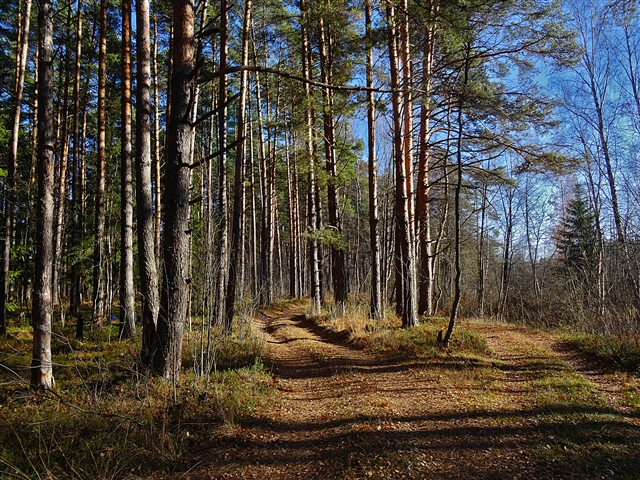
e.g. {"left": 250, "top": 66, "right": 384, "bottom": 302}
{"left": 0, "top": 307, "right": 273, "bottom": 479}
{"left": 310, "top": 302, "right": 489, "bottom": 359}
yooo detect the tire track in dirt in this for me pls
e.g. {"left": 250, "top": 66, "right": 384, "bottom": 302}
{"left": 169, "top": 307, "right": 640, "bottom": 479}
{"left": 472, "top": 323, "right": 640, "bottom": 425}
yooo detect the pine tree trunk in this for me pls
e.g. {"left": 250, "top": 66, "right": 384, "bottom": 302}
{"left": 301, "top": 0, "right": 321, "bottom": 315}
{"left": 70, "top": 0, "right": 83, "bottom": 318}
{"left": 248, "top": 119, "right": 259, "bottom": 297}
{"left": 254, "top": 67, "right": 272, "bottom": 306}
{"left": 387, "top": 2, "right": 418, "bottom": 328}
{"left": 318, "top": 14, "right": 345, "bottom": 316}
{"left": 32, "top": 0, "right": 55, "bottom": 389}
{"left": 137, "top": 0, "right": 160, "bottom": 364}
{"left": 152, "top": 14, "right": 162, "bottom": 260}
{"left": 476, "top": 183, "right": 487, "bottom": 316}
{"left": 52, "top": 9, "right": 72, "bottom": 318}
{"left": 120, "top": 0, "right": 136, "bottom": 339}
{"left": 155, "top": 0, "right": 195, "bottom": 380}
{"left": 2, "top": 0, "right": 32, "bottom": 335}
{"left": 224, "top": 0, "right": 252, "bottom": 328}
{"left": 286, "top": 130, "right": 300, "bottom": 298}
{"left": 92, "top": 0, "right": 108, "bottom": 325}
{"left": 214, "top": 0, "right": 229, "bottom": 323}
{"left": 365, "top": 0, "right": 382, "bottom": 320}
{"left": 417, "top": 14, "right": 436, "bottom": 317}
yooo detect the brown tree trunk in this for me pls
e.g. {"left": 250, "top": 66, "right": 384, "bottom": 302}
{"left": 254, "top": 68, "right": 273, "bottom": 306}
{"left": 365, "top": 0, "right": 382, "bottom": 320}
{"left": 214, "top": 0, "right": 229, "bottom": 324}
{"left": 387, "top": 2, "right": 418, "bottom": 328}
{"left": 52, "top": 9, "right": 72, "bottom": 319}
{"left": 152, "top": 13, "right": 162, "bottom": 260}
{"left": 248, "top": 116, "right": 259, "bottom": 297}
{"left": 32, "top": 0, "right": 55, "bottom": 389}
{"left": 224, "top": 0, "right": 252, "bottom": 328}
{"left": 155, "top": 0, "right": 195, "bottom": 380}
{"left": 120, "top": 0, "right": 136, "bottom": 338}
{"left": 301, "top": 0, "right": 321, "bottom": 314}
{"left": 92, "top": 0, "right": 108, "bottom": 324}
{"left": 2, "top": 0, "right": 32, "bottom": 335}
{"left": 317, "top": 14, "right": 345, "bottom": 316}
{"left": 70, "top": 0, "right": 83, "bottom": 317}
{"left": 138, "top": 1, "right": 160, "bottom": 360}
{"left": 286, "top": 129, "right": 301, "bottom": 298}
{"left": 417, "top": 10, "right": 437, "bottom": 317}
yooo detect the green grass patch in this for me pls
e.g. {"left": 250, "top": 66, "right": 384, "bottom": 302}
{"left": 366, "top": 319, "right": 489, "bottom": 359}
{"left": 0, "top": 313, "right": 272, "bottom": 479}
{"left": 571, "top": 333, "right": 640, "bottom": 371}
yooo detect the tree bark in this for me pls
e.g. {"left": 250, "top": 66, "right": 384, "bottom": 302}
{"left": 155, "top": 0, "right": 195, "bottom": 380}
{"left": 70, "top": 0, "right": 83, "bottom": 317}
{"left": 224, "top": 0, "right": 252, "bottom": 328}
{"left": 301, "top": 0, "right": 321, "bottom": 315}
{"left": 365, "top": 0, "right": 382, "bottom": 320}
{"left": 417, "top": 8, "right": 437, "bottom": 317}
{"left": 253, "top": 61, "right": 273, "bottom": 306}
{"left": 32, "top": 0, "right": 55, "bottom": 389}
{"left": 387, "top": 2, "right": 418, "bottom": 328}
{"left": 2, "top": 0, "right": 32, "bottom": 335}
{"left": 214, "top": 0, "right": 230, "bottom": 323}
{"left": 318, "top": 14, "right": 345, "bottom": 316}
{"left": 120, "top": 0, "right": 136, "bottom": 339}
{"left": 92, "top": 0, "right": 108, "bottom": 325}
{"left": 137, "top": 0, "right": 160, "bottom": 364}
{"left": 152, "top": 13, "right": 162, "bottom": 261}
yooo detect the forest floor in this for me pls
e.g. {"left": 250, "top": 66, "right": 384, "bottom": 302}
{"left": 162, "top": 303, "right": 640, "bottom": 480}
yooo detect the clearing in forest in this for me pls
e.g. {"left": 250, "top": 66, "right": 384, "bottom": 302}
{"left": 169, "top": 302, "right": 640, "bottom": 480}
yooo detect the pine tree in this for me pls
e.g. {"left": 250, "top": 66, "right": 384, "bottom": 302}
{"left": 556, "top": 183, "right": 599, "bottom": 282}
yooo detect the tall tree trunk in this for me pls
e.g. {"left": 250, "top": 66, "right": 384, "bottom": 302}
{"left": 417, "top": 8, "right": 436, "bottom": 317}
{"left": 137, "top": 0, "right": 159, "bottom": 365}
{"left": 224, "top": 0, "right": 252, "bottom": 328}
{"left": 155, "top": 0, "right": 195, "bottom": 380}
{"left": 387, "top": 2, "right": 418, "bottom": 328}
{"left": 32, "top": 0, "right": 55, "bottom": 389}
{"left": 214, "top": 0, "right": 229, "bottom": 323}
{"left": 152, "top": 13, "right": 162, "bottom": 260}
{"left": 70, "top": 0, "right": 83, "bottom": 317}
{"left": 248, "top": 114, "right": 259, "bottom": 297}
{"left": 301, "top": 0, "right": 321, "bottom": 314}
{"left": 498, "top": 185, "right": 514, "bottom": 319}
{"left": 120, "top": 0, "right": 136, "bottom": 339}
{"left": 52, "top": 9, "right": 72, "bottom": 318}
{"left": 286, "top": 129, "right": 301, "bottom": 298}
{"left": 254, "top": 67, "right": 272, "bottom": 306}
{"left": 318, "top": 14, "right": 345, "bottom": 316}
{"left": 365, "top": 0, "right": 382, "bottom": 320}
{"left": 92, "top": 0, "right": 108, "bottom": 324}
{"left": 2, "top": 0, "right": 32, "bottom": 335}
{"left": 476, "top": 183, "right": 488, "bottom": 316}
{"left": 442, "top": 45, "right": 470, "bottom": 348}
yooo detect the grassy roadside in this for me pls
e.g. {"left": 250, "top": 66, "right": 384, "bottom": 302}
{"left": 307, "top": 309, "right": 640, "bottom": 479}
{"left": 2, "top": 301, "right": 640, "bottom": 479}
{"left": 0, "top": 311, "right": 273, "bottom": 479}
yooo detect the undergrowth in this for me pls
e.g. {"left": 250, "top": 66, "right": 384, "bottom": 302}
{"left": 571, "top": 333, "right": 640, "bottom": 372}
{"left": 0, "top": 307, "right": 273, "bottom": 479}
{"left": 311, "top": 300, "right": 489, "bottom": 359}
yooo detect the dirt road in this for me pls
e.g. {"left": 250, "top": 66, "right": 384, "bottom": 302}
{"left": 178, "top": 304, "right": 640, "bottom": 479}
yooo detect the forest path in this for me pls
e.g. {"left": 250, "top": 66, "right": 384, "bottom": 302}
{"left": 177, "top": 305, "right": 640, "bottom": 480}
